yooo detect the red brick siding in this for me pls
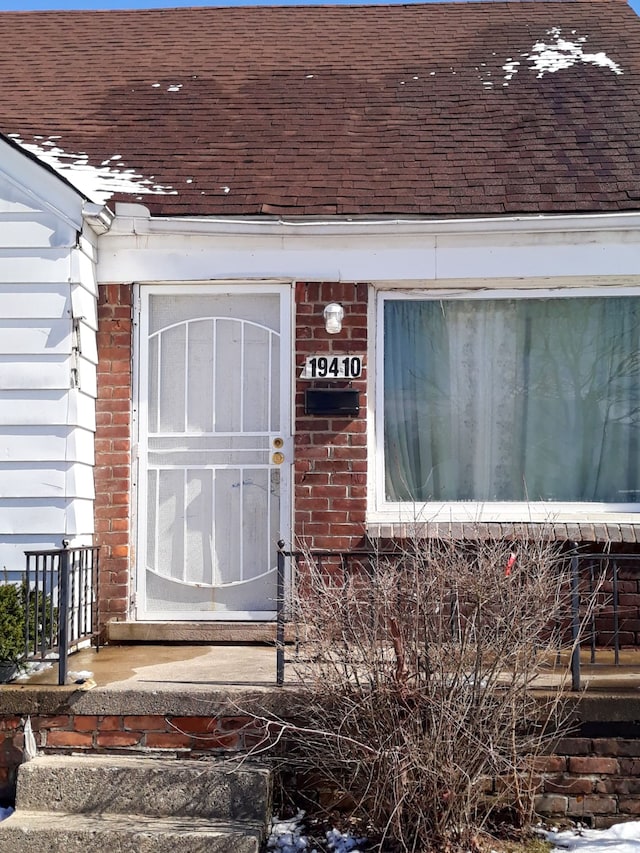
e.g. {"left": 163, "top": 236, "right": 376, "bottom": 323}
{"left": 294, "top": 282, "right": 368, "bottom": 550}
{"left": 95, "top": 284, "right": 133, "bottom": 626}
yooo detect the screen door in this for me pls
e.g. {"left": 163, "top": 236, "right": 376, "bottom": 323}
{"left": 136, "top": 285, "right": 291, "bottom": 620}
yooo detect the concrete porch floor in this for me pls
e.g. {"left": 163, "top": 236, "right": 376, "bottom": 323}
{"left": 25, "top": 643, "right": 283, "bottom": 690}
{"left": 3, "top": 644, "right": 640, "bottom": 718}
{"left": 1, "top": 643, "right": 288, "bottom": 717}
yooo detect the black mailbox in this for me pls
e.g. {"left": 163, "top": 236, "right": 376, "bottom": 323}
{"left": 304, "top": 388, "right": 360, "bottom": 417}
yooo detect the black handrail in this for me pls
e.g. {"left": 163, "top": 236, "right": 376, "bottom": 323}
{"left": 24, "top": 542, "right": 100, "bottom": 686}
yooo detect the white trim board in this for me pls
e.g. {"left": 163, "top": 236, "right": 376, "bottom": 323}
{"left": 98, "top": 217, "right": 640, "bottom": 285}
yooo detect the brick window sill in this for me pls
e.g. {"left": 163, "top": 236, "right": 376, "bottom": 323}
{"left": 366, "top": 521, "right": 640, "bottom": 544}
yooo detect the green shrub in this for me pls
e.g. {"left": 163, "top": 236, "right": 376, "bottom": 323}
{"left": 0, "top": 583, "right": 26, "bottom": 664}
{"left": 0, "top": 581, "right": 58, "bottom": 668}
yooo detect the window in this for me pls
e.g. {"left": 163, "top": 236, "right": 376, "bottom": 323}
{"left": 379, "top": 291, "right": 640, "bottom": 519}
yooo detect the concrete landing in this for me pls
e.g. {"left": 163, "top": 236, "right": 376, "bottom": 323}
{"left": 2, "top": 643, "right": 640, "bottom": 720}
{"left": 1, "top": 643, "right": 291, "bottom": 715}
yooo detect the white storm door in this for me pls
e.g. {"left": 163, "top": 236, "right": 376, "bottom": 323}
{"left": 137, "top": 285, "right": 291, "bottom": 620}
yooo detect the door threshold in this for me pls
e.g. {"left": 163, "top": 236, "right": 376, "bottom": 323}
{"left": 107, "top": 621, "right": 289, "bottom": 644}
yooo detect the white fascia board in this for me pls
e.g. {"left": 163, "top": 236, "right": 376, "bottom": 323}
{"left": 0, "top": 137, "right": 85, "bottom": 232}
{"left": 99, "top": 233, "right": 437, "bottom": 283}
{"left": 110, "top": 205, "right": 640, "bottom": 237}
{"left": 99, "top": 211, "right": 640, "bottom": 284}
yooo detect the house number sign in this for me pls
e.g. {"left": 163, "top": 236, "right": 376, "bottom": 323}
{"left": 300, "top": 355, "right": 363, "bottom": 379}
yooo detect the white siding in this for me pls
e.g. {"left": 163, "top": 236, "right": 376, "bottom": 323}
{"left": 0, "top": 283, "right": 70, "bottom": 318}
{"left": 72, "top": 286, "right": 98, "bottom": 331}
{"left": 0, "top": 426, "right": 94, "bottom": 463}
{"left": 0, "top": 389, "right": 96, "bottom": 429}
{"left": 0, "top": 319, "right": 72, "bottom": 354}
{"left": 0, "top": 250, "right": 75, "bottom": 283}
{"left": 0, "top": 215, "right": 77, "bottom": 249}
{"left": 0, "top": 141, "right": 99, "bottom": 574}
{"left": 0, "top": 464, "right": 94, "bottom": 500}
{"left": 0, "top": 499, "right": 94, "bottom": 536}
{"left": 0, "top": 358, "right": 70, "bottom": 390}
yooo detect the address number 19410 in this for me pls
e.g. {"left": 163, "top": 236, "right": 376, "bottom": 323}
{"left": 301, "top": 355, "right": 363, "bottom": 380}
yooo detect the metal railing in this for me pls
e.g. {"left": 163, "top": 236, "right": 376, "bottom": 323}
{"left": 276, "top": 543, "right": 640, "bottom": 690}
{"left": 567, "top": 550, "right": 640, "bottom": 691}
{"left": 276, "top": 543, "right": 396, "bottom": 686}
{"left": 24, "top": 541, "right": 100, "bottom": 685}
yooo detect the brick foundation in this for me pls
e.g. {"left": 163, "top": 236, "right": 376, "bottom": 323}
{"left": 4, "top": 711, "right": 640, "bottom": 827}
{"left": 534, "top": 728, "right": 640, "bottom": 828}
{"left": 0, "top": 713, "right": 266, "bottom": 803}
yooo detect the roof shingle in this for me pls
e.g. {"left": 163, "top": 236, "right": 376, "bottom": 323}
{"left": 1, "top": 1, "right": 639, "bottom": 217}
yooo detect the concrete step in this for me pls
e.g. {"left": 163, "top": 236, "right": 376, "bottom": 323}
{"left": 106, "top": 621, "right": 296, "bottom": 643}
{"left": 16, "top": 754, "right": 271, "bottom": 822}
{"left": 0, "top": 810, "right": 264, "bottom": 853}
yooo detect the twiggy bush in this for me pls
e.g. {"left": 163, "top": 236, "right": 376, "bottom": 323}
{"left": 266, "top": 537, "right": 576, "bottom": 852}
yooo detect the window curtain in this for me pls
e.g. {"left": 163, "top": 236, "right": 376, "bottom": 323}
{"left": 384, "top": 296, "right": 640, "bottom": 503}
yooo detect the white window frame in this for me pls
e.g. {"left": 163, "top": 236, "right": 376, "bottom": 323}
{"left": 370, "top": 284, "right": 640, "bottom": 526}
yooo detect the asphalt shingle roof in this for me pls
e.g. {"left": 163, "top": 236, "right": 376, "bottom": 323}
{"left": 1, "top": 0, "right": 639, "bottom": 217}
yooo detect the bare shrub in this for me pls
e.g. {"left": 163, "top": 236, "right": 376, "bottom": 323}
{"left": 263, "top": 537, "right": 577, "bottom": 852}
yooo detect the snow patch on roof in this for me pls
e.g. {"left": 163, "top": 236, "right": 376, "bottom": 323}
{"left": 482, "top": 28, "right": 623, "bottom": 89}
{"left": 8, "top": 134, "right": 177, "bottom": 204}
{"left": 502, "top": 59, "right": 520, "bottom": 82}
{"left": 527, "top": 28, "right": 623, "bottom": 78}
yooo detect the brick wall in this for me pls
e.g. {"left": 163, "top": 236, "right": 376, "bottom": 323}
{"left": 4, "top": 712, "right": 640, "bottom": 828}
{"left": 94, "top": 284, "right": 133, "bottom": 627}
{"left": 294, "top": 282, "right": 368, "bottom": 550}
{"left": 533, "top": 729, "right": 640, "bottom": 828}
{"left": 0, "top": 713, "right": 265, "bottom": 802}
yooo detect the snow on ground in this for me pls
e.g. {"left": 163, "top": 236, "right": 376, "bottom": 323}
{"left": 266, "top": 814, "right": 640, "bottom": 853}
{"left": 1, "top": 799, "right": 639, "bottom": 849}
{"left": 267, "top": 811, "right": 366, "bottom": 853}
{"left": 545, "top": 822, "right": 640, "bottom": 853}
{"left": 12, "top": 659, "right": 53, "bottom": 681}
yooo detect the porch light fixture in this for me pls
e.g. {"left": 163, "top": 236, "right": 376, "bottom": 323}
{"left": 323, "top": 302, "right": 344, "bottom": 334}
